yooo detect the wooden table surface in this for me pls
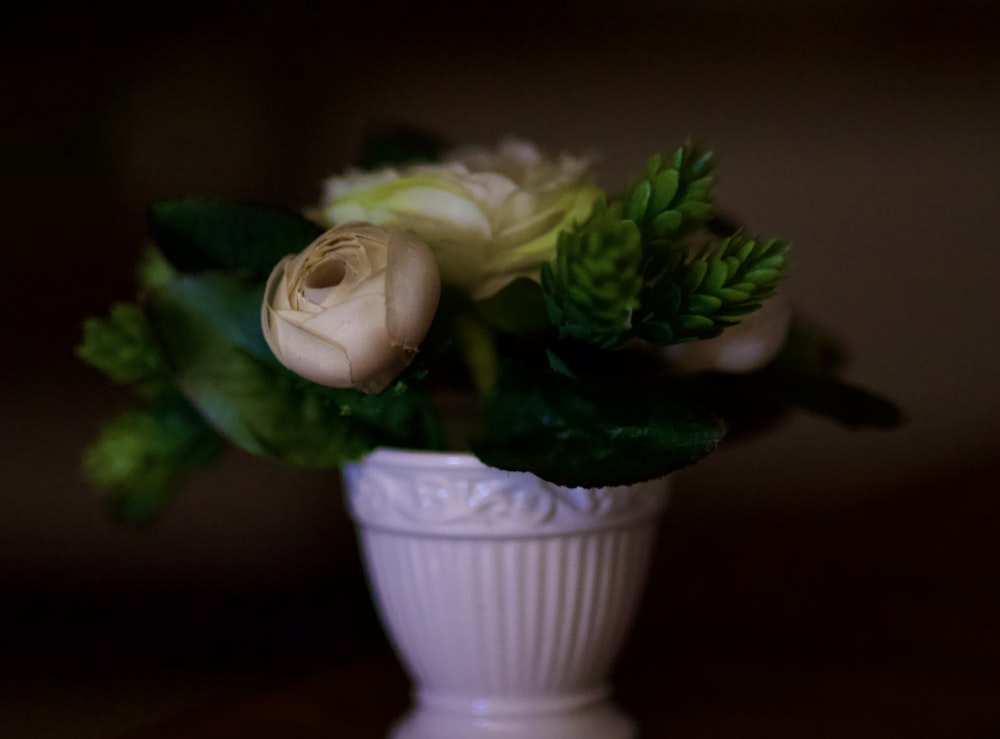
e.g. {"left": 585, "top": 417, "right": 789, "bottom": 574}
{"left": 123, "top": 461, "right": 1000, "bottom": 739}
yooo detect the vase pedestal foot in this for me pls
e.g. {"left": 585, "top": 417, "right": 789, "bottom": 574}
{"left": 389, "top": 699, "right": 635, "bottom": 739}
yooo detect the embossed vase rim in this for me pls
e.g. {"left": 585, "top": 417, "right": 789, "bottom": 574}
{"left": 359, "top": 447, "right": 493, "bottom": 470}
{"left": 344, "top": 446, "right": 672, "bottom": 538}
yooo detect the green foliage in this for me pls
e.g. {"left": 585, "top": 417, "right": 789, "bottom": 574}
{"left": 135, "top": 246, "right": 177, "bottom": 291}
{"left": 76, "top": 303, "right": 168, "bottom": 395}
{"left": 77, "top": 141, "right": 903, "bottom": 523}
{"left": 77, "top": 297, "right": 229, "bottom": 520}
{"left": 453, "top": 312, "right": 499, "bottom": 398}
{"left": 474, "top": 277, "right": 550, "bottom": 336}
{"left": 148, "top": 200, "right": 324, "bottom": 278}
{"left": 82, "top": 394, "right": 225, "bottom": 524}
{"left": 541, "top": 206, "right": 644, "bottom": 348}
{"left": 144, "top": 273, "right": 444, "bottom": 466}
{"left": 539, "top": 145, "right": 785, "bottom": 352}
{"left": 474, "top": 362, "right": 726, "bottom": 487}
{"left": 620, "top": 143, "right": 715, "bottom": 248}
{"left": 638, "top": 232, "right": 789, "bottom": 345}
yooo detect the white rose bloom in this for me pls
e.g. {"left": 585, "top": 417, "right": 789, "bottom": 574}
{"left": 319, "top": 138, "right": 602, "bottom": 300}
{"left": 262, "top": 222, "right": 440, "bottom": 393}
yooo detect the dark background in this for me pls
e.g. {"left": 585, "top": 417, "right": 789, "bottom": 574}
{"left": 2, "top": 2, "right": 999, "bottom": 736}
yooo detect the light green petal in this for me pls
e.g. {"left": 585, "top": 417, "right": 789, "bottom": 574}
{"left": 319, "top": 147, "right": 602, "bottom": 300}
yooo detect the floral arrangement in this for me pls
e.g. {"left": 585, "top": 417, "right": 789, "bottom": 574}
{"left": 78, "top": 132, "right": 901, "bottom": 520}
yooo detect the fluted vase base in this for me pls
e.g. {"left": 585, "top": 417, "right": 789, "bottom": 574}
{"left": 343, "top": 449, "right": 670, "bottom": 739}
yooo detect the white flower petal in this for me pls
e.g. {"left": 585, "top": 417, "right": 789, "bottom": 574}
{"left": 261, "top": 222, "right": 441, "bottom": 393}
{"left": 384, "top": 227, "right": 442, "bottom": 349}
{"left": 318, "top": 138, "right": 601, "bottom": 299}
{"left": 268, "top": 306, "right": 354, "bottom": 387}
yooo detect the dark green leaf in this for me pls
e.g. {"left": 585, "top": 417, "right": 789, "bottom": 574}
{"left": 675, "top": 314, "right": 717, "bottom": 332}
{"left": 688, "top": 294, "right": 723, "bottom": 314}
{"left": 704, "top": 260, "right": 728, "bottom": 291}
{"left": 650, "top": 210, "right": 682, "bottom": 237}
{"left": 474, "top": 362, "right": 726, "bottom": 487}
{"left": 682, "top": 260, "right": 708, "bottom": 292}
{"left": 625, "top": 180, "right": 651, "bottom": 222}
{"left": 475, "top": 277, "right": 551, "bottom": 336}
{"left": 650, "top": 168, "right": 679, "bottom": 213}
{"left": 545, "top": 348, "right": 576, "bottom": 378}
{"left": 637, "top": 321, "right": 674, "bottom": 344}
{"left": 148, "top": 200, "right": 324, "bottom": 278}
{"left": 147, "top": 273, "right": 273, "bottom": 362}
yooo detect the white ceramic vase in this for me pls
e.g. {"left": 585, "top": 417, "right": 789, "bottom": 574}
{"left": 343, "top": 448, "right": 671, "bottom": 739}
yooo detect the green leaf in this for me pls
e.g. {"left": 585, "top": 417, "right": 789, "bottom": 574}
{"left": 77, "top": 303, "right": 168, "bottom": 392}
{"left": 744, "top": 268, "right": 782, "bottom": 285}
{"left": 453, "top": 312, "right": 499, "bottom": 398}
{"left": 146, "top": 273, "right": 273, "bottom": 363}
{"left": 82, "top": 394, "right": 225, "bottom": 524}
{"left": 474, "top": 277, "right": 550, "bottom": 336}
{"left": 625, "top": 180, "right": 651, "bottom": 222}
{"left": 650, "top": 168, "right": 680, "bottom": 213}
{"left": 135, "top": 246, "right": 177, "bottom": 291}
{"left": 617, "top": 142, "right": 717, "bottom": 247}
{"left": 638, "top": 321, "right": 674, "bottom": 344}
{"left": 474, "top": 362, "right": 726, "bottom": 487}
{"left": 148, "top": 200, "right": 325, "bottom": 278}
{"left": 688, "top": 294, "right": 723, "bottom": 314}
{"left": 675, "top": 314, "right": 718, "bottom": 332}
{"left": 682, "top": 259, "right": 708, "bottom": 292}
{"left": 144, "top": 273, "right": 441, "bottom": 466}
{"left": 545, "top": 348, "right": 576, "bottom": 378}
{"left": 650, "top": 210, "right": 683, "bottom": 237}
{"left": 704, "top": 259, "right": 728, "bottom": 291}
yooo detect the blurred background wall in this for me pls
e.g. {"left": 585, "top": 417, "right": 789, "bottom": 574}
{"left": 2, "top": 1, "right": 999, "bottom": 735}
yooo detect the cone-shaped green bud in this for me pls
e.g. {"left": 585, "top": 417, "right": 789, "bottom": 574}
{"left": 637, "top": 231, "right": 790, "bottom": 345}
{"left": 542, "top": 206, "right": 644, "bottom": 349}
{"left": 617, "top": 142, "right": 717, "bottom": 251}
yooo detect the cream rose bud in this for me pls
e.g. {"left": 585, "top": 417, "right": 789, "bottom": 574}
{"left": 262, "top": 222, "right": 440, "bottom": 393}
{"left": 663, "top": 295, "right": 793, "bottom": 374}
{"left": 319, "top": 138, "right": 602, "bottom": 300}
